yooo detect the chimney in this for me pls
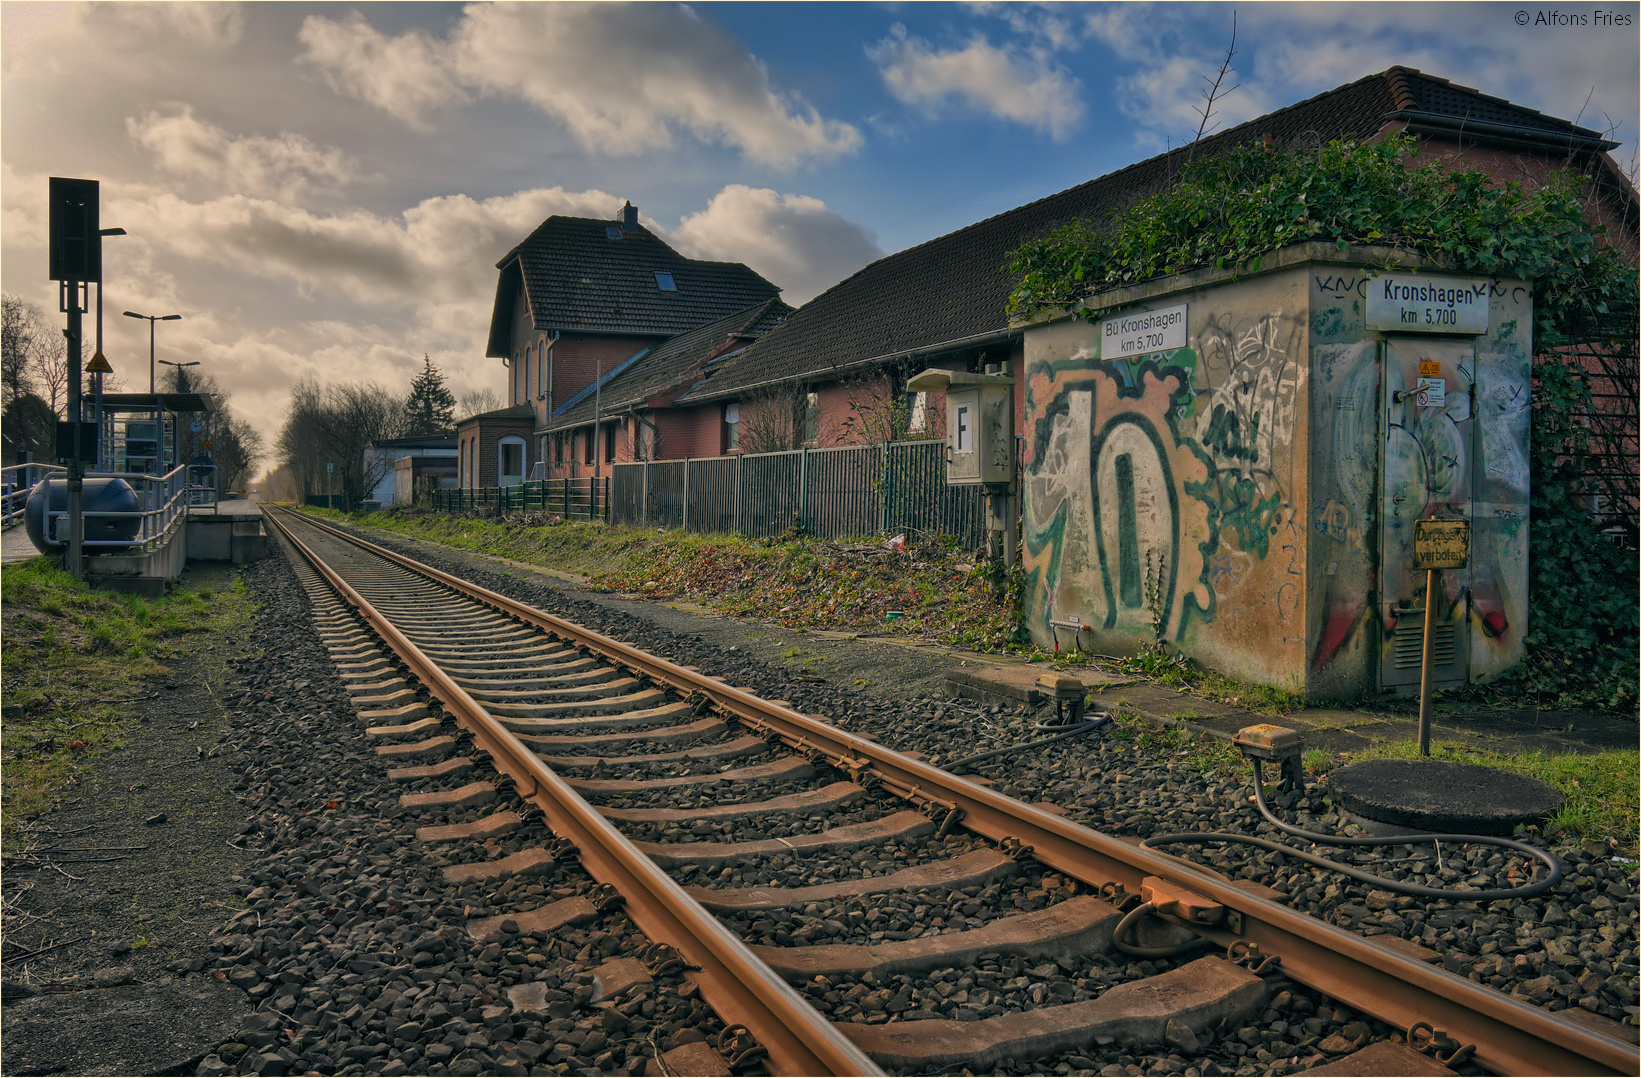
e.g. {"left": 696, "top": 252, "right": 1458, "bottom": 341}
{"left": 621, "top": 202, "right": 638, "bottom": 232}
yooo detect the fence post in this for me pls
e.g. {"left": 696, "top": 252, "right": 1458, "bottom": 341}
{"left": 641, "top": 459, "right": 650, "bottom": 527}
{"left": 734, "top": 454, "right": 744, "bottom": 537}
{"left": 682, "top": 457, "right": 691, "bottom": 532}
{"left": 799, "top": 447, "right": 810, "bottom": 534}
{"left": 879, "top": 442, "right": 890, "bottom": 534}
{"left": 603, "top": 476, "right": 609, "bottom": 522}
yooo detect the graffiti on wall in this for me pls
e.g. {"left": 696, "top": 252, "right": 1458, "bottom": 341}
{"left": 1024, "top": 306, "right": 1305, "bottom": 660}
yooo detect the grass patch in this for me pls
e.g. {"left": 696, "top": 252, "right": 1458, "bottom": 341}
{"left": 0, "top": 558, "right": 253, "bottom": 848}
{"left": 1326, "top": 740, "right": 1639, "bottom": 855}
{"left": 1107, "top": 710, "right": 1247, "bottom": 776}
{"left": 309, "top": 506, "right": 1027, "bottom": 652}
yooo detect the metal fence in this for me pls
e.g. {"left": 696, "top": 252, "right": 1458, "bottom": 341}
{"left": 610, "top": 441, "right": 986, "bottom": 545}
{"left": 430, "top": 477, "right": 610, "bottom": 522}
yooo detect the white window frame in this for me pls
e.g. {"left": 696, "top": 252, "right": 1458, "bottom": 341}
{"left": 498, "top": 435, "right": 526, "bottom": 487}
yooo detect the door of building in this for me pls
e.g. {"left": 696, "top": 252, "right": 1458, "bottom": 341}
{"left": 1378, "top": 336, "right": 1475, "bottom": 691}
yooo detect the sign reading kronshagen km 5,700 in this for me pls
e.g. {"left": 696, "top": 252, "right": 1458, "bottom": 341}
{"left": 1101, "top": 304, "right": 1188, "bottom": 358}
{"left": 1367, "top": 273, "right": 1490, "bottom": 335}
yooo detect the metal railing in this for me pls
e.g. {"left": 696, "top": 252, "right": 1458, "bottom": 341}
{"left": 1, "top": 463, "right": 66, "bottom": 527}
{"left": 430, "top": 477, "right": 610, "bottom": 522}
{"left": 609, "top": 441, "right": 986, "bottom": 545}
{"left": 30, "top": 463, "right": 208, "bottom": 555}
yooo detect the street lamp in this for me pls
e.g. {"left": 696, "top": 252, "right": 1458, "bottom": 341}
{"left": 123, "top": 309, "right": 182, "bottom": 393}
{"left": 157, "top": 359, "right": 200, "bottom": 393}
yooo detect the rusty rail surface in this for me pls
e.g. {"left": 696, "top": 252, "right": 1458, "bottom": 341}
{"left": 272, "top": 509, "right": 1639, "bottom": 1077}
{"left": 265, "top": 508, "right": 884, "bottom": 1078}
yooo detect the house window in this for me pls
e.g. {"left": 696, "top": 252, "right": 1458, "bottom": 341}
{"left": 654, "top": 271, "right": 676, "bottom": 291}
{"left": 554, "top": 433, "right": 564, "bottom": 464}
{"left": 499, "top": 437, "right": 525, "bottom": 487}
{"left": 604, "top": 422, "right": 617, "bottom": 463}
{"left": 906, "top": 391, "right": 928, "bottom": 434}
{"left": 803, "top": 391, "right": 819, "bottom": 444}
{"left": 722, "top": 403, "right": 740, "bottom": 453}
{"left": 583, "top": 429, "right": 594, "bottom": 465}
{"left": 606, "top": 226, "right": 623, "bottom": 239}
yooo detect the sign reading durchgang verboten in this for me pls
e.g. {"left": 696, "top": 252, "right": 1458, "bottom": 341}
{"left": 1366, "top": 274, "right": 1490, "bottom": 335}
{"left": 1101, "top": 304, "right": 1188, "bottom": 358}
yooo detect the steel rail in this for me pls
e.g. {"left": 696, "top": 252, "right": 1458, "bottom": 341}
{"left": 273, "top": 510, "right": 1638, "bottom": 1077}
{"left": 264, "top": 509, "right": 884, "bottom": 1078}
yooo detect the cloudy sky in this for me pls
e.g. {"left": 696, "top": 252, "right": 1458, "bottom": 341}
{"left": 3, "top": 1, "right": 1636, "bottom": 462}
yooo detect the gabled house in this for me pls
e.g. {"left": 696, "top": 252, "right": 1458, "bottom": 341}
{"left": 539, "top": 297, "right": 792, "bottom": 474}
{"left": 475, "top": 202, "right": 782, "bottom": 482}
{"left": 671, "top": 67, "right": 1633, "bottom": 455}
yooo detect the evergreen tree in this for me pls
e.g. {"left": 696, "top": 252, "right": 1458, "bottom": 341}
{"left": 403, "top": 355, "right": 456, "bottom": 436}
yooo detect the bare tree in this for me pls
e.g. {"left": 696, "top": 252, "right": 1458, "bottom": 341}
{"left": 735, "top": 385, "right": 814, "bottom": 454}
{"left": 156, "top": 365, "right": 263, "bottom": 488}
{"left": 2, "top": 294, "right": 45, "bottom": 406}
{"left": 457, "top": 387, "right": 504, "bottom": 421}
{"left": 1189, "top": 13, "right": 1239, "bottom": 150}
{"left": 277, "top": 378, "right": 407, "bottom": 505}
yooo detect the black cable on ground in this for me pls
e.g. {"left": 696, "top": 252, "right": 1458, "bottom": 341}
{"left": 1142, "top": 758, "right": 1564, "bottom": 901}
{"left": 943, "top": 707, "right": 1110, "bottom": 774}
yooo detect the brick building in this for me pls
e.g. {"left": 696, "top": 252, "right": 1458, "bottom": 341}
{"left": 455, "top": 404, "right": 534, "bottom": 490}
{"left": 473, "top": 202, "right": 782, "bottom": 481}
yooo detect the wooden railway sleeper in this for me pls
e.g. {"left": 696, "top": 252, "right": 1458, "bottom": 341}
{"left": 1408, "top": 1021, "right": 1477, "bottom": 1068}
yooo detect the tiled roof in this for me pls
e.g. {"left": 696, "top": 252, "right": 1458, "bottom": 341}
{"left": 545, "top": 298, "right": 792, "bottom": 430}
{"left": 678, "top": 67, "right": 1619, "bottom": 404}
{"left": 456, "top": 403, "right": 534, "bottom": 429}
{"left": 486, "top": 216, "right": 780, "bottom": 356}
{"left": 1390, "top": 68, "right": 1601, "bottom": 137}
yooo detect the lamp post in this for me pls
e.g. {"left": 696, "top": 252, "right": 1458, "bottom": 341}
{"left": 122, "top": 309, "right": 182, "bottom": 393}
{"left": 158, "top": 359, "right": 200, "bottom": 393}
{"left": 159, "top": 359, "right": 201, "bottom": 473}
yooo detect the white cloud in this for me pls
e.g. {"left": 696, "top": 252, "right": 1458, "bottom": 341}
{"left": 667, "top": 185, "right": 883, "bottom": 306}
{"left": 112, "top": 185, "right": 622, "bottom": 308}
{"left": 298, "top": 3, "right": 861, "bottom": 167}
{"left": 966, "top": 1, "right": 1081, "bottom": 51}
{"left": 868, "top": 25, "right": 1083, "bottom": 139}
{"left": 297, "top": 12, "right": 468, "bottom": 130}
{"left": 126, "top": 107, "right": 356, "bottom": 201}
{"left": 96, "top": 2, "right": 247, "bottom": 49}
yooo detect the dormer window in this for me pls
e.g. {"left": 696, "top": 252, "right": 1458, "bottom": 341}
{"left": 654, "top": 271, "right": 677, "bottom": 291}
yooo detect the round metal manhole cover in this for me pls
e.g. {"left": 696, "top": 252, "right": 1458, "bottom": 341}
{"left": 1327, "top": 759, "right": 1563, "bottom": 835}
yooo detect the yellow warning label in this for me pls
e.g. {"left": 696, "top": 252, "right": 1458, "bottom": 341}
{"left": 1419, "top": 360, "right": 1442, "bottom": 377}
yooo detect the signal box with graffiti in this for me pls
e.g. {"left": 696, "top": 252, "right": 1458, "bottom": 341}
{"left": 1018, "top": 241, "right": 1531, "bottom": 700}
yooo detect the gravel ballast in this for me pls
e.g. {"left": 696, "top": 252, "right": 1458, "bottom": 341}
{"left": 340, "top": 522, "right": 1638, "bottom": 1037}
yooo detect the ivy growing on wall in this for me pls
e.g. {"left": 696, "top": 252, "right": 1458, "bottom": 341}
{"left": 1007, "top": 134, "right": 1638, "bottom": 709}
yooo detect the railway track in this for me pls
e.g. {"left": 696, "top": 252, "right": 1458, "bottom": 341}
{"left": 264, "top": 505, "right": 1637, "bottom": 1077}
